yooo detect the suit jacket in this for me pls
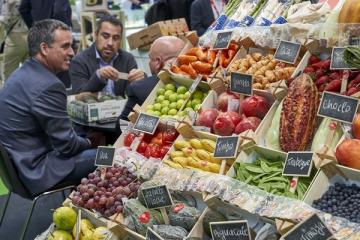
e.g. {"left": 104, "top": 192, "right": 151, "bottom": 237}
{"left": 70, "top": 44, "right": 138, "bottom": 97}
{"left": 190, "top": 0, "right": 214, "bottom": 36}
{"left": 119, "top": 76, "right": 158, "bottom": 121}
{"left": 0, "top": 58, "right": 90, "bottom": 196}
{"left": 18, "top": 0, "right": 72, "bottom": 28}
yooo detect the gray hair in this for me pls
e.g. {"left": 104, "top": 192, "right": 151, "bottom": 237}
{"left": 28, "top": 19, "right": 70, "bottom": 57}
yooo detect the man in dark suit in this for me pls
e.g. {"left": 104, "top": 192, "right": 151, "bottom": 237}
{"left": 70, "top": 15, "right": 144, "bottom": 97}
{"left": 118, "top": 36, "right": 185, "bottom": 125}
{"left": 18, "top": 0, "right": 72, "bottom": 28}
{"left": 0, "top": 20, "right": 102, "bottom": 197}
{"left": 191, "top": 0, "right": 227, "bottom": 36}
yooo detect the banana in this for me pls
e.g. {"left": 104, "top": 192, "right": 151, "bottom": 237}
{"left": 172, "top": 157, "right": 188, "bottom": 167}
{"left": 195, "top": 149, "right": 211, "bottom": 161}
{"left": 200, "top": 139, "right": 216, "bottom": 153}
{"left": 174, "top": 140, "right": 191, "bottom": 150}
{"left": 170, "top": 151, "right": 185, "bottom": 159}
{"left": 182, "top": 147, "right": 195, "bottom": 157}
{"left": 163, "top": 159, "right": 183, "bottom": 169}
{"left": 190, "top": 139, "right": 203, "bottom": 149}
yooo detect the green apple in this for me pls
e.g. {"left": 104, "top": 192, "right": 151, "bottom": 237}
{"left": 177, "top": 94, "right": 185, "bottom": 101}
{"left": 191, "top": 99, "right": 202, "bottom": 108}
{"left": 169, "top": 102, "right": 177, "bottom": 109}
{"left": 192, "top": 90, "right": 204, "bottom": 100}
{"left": 157, "top": 88, "right": 165, "bottom": 96}
{"left": 156, "top": 95, "right": 165, "bottom": 103}
{"left": 161, "top": 100, "right": 170, "bottom": 107}
{"left": 146, "top": 105, "right": 154, "bottom": 111}
{"left": 164, "top": 90, "right": 173, "bottom": 100}
{"left": 153, "top": 111, "right": 161, "bottom": 116}
{"left": 177, "top": 110, "right": 187, "bottom": 117}
{"left": 153, "top": 103, "right": 162, "bottom": 111}
{"left": 176, "top": 99, "right": 185, "bottom": 110}
{"left": 177, "top": 86, "right": 187, "bottom": 94}
{"left": 184, "top": 107, "right": 193, "bottom": 113}
{"left": 168, "top": 109, "right": 178, "bottom": 116}
{"left": 169, "top": 93, "right": 178, "bottom": 102}
{"left": 184, "top": 91, "right": 191, "bottom": 99}
{"left": 147, "top": 109, "right": 155, "bottom": 115}
{"left": 194, "top": 103, "right": 202, "bottom": 111}
{"left": 186, "top": 100, "right": 192, "bottom": 108}
{"left": 161, "top": 107, "right": 169, "bottom": 115}
{"left": 165, "top": 83, "right": 176, "bottom": 92}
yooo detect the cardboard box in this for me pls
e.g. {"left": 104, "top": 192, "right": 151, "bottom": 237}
{"left": 127, "top": 18, "right": 189, "bottom": 49}
{"left": 67, "top": 92, "right": 127, "bottom": 122}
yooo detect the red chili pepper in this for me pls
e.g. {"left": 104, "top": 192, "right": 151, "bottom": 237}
{"left": 139, "top": 211, "right": 151, "bottom": 224}
{"left": 324, "top": 79, "right": 341, "bottom": 92}
{"left": 303, "top": 66, "right": 315, "bottom": 74}
{"left": 315, "top": 76, "right": 329, "bottom": 88}
{"left": 173, "top": 203, "right": 185, "bottom": 213}
{"left": 309, "top": 55, "right": 321, "bottom": 65}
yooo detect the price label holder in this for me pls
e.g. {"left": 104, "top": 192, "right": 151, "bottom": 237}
{"left": 95, "top": 146, "right": 115, "bottom": 167}
{"left": 282, "top": 152, "right": 314, "bottom": 177}
{"left": 189, "top": 75, "right": 202, "bottom": 93}
{"left": 230, "top": 72, "right": 253, "bottom": 96}
{"left": 213, "top": 31, "right": 233, "bottom": 50}
{"left": 210, "top": 220, "right": 251, "bottom": 240}
{"left": 330, "top": 47, "right": 356, "bottom": 70}
{"left": 133, "top": 113, "right": 160, "bottom": 134}
{"left": 146, "top": 227, "right": 164, "bottom": 240}
{"left": 214, "top": 136, "right": 240, "bottom": 175}
{"left": 317, "top": 91, "right": 359, "bottom": 124}
{"left": 119, "top": 119, "right": 132, "bottom": 132}
{"left": 281, "top": 213, "right": 333, "bottom": 240}
{"left": 193, "top": 126, "right": 211, "bottom": 133}
{"left": 141, "top": 185, "right": 173, "bottom": 225}
{"left": 74, "top": 209, "right": 81, "bottom": 240}
{"left": 274, "top": 40, "right": 301, "bottom": 65}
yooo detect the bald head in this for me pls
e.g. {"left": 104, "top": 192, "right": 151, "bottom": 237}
{"left": 149, "top": 36, "right": 185, "bottom": 75}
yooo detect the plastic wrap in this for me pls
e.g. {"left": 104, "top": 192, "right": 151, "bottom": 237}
{"left": 150, "top": 166, "right": 360, "bottom": 239}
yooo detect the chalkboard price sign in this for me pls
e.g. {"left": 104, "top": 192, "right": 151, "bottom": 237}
{"left": 274, "top": 40, "right": 301, "bottom": 65}
{"left": 283, "top": 152, "right": 314, "bottom": 177}
{"left": 213, "top": 31, "right": 233, "bottom": 50}
{"left": 318, "top": 91, "right": 359, "bottom": 124}
{"left": 133, "top": 113, "right": 160, "bottom": 134}
{"left": 214, "top": 136, "right": 239, "bottom": 159}
{"left": 146, "top": 227, "right": 164, "bottom": 240}
{"left": 210, "top": 220, "right": 251, "bottom": 240}
{"left": 282, "top": 214, "right": 333, "bottom": 240}
{"left": 330, "top": 47, "right": 355, "bottom": 70}
{"left": 95, "top": 146, "right": 115, "bottom": 167}
{"left": 141, "top": 185, "right": 173, "bottom": 209}
{"left": 230, "top": 72, "right": 253, "bottom": 96}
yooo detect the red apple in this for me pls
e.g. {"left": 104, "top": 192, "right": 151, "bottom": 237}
{"left": 336, "top": 139, "right": 360, "bottom": 170}
{"left": 352, "top": 113, "right": 360, "bottom": 139}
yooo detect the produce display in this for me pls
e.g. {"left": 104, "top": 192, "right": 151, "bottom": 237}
{"left": 71, "top": 164, "right": 140, "bottom": 217}
{"left": 312, "top": 183, "right": 360, "bottom": 223}
{"left": 195, "top": 91, "right": 270, "bottom": 135}
{"left": 72, "top": 93, "right": 124, "bottom": 104}
{"left": 146, "top": 83, "right": 208, "bottom": 118}
{"left": 344, "top": 47, "right": 360, "bottom": 69}
{"left": 163, "top": 138, "right": 232, "bottom": 174}
{"left": 49, "top": 206, "right": 112, "bottom": 240}
{"left": 123, "top": 183, "right": 202, "bottom": 238}
{"left": 233, "top": 156, "right": 311, "bottom": 199}
{"left": 227, "top": 53, "right": 295, "bottom": 89}
{"left": 170, "top": 44, "right": 239, "bottom": 80}
{"left": 124, "top": 127, "right": 178, "bottom": 159}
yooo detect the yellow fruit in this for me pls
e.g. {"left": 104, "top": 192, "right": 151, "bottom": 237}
{"left": 92, "top": 227, "right": 111, "bottom": 240}
{"left": 163, "top": 159, "right": 183, "bottom": 169}
{"left": 170, "top": 151, "right": 185, "bottom": 159}
{"left": 172, "top": 157, "right": 188, "bottom": 167}
{"left": 72, "top": 219, "right": 94, "bottom": 240}
{"left": 199, "top": 160, "right": 211, "bottom": 172}
{"left": 195, "top": 149, "right": 211, "bottom": 161}
{"left": 208, "top": 153, "right": 222, "bottom": 164}
{"left": 188, "top": 157, "right": 201, "bottom": 168}
{"left": 182, "top": 147, "right": 195, "bottom": 157}
{"left": 190, "top": 139, "right": 202, "bottom": 149}
{"left": 53, "top": 207, "right": 77, "bottom": 231}
{"left": 174, "top": 140, "right": 191, "bottom": 149}
{"left": 48, "top": 230, "right": 72, "bottom": 240}
{"left": 200, "top": 139, "right": 216, "bottom": 152}
{"left": 209, "top": 162, "right": 221, "bottom": 173}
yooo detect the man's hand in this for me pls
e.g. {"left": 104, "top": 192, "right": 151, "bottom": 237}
{"left": 87, "top": 131, "right": 106, "bottom": 148}
{"left": 97, "top": 66, "right": 120, "bottom": 81}
{"left": 128, "top": 69, "right": 145, "bottom": 82}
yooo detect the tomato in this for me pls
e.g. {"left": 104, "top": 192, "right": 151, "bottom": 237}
{"left": 136, "top": 141, "right": 147, "bottom": 154}
{"left": 159, "top": 144, "right": 171, "bottom": 158}
{"left": 144, "top": 146, "right": 151, "bottom": 158}
{"left": 139, "top": 211, "right": 151, "bottom": 224}
{"left": 124, "top": 133, "right": 135, "bottom": 147}
{"left": 151, "top": 136, "right": 163, "bottom": 145}
{"left": 162, "top": 128, "right": 178, "bottom": 143}
{"left": 150, "top": 144, "right": 161, "bottom": 158}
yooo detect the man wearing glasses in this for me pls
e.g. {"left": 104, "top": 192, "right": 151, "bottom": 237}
{"left": 70, "top": 15, "right": 144, "bottom": 97}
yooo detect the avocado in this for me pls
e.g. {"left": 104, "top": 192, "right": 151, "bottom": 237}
{"left": 202, "top": 209, "right": 226, "bottom": 237}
